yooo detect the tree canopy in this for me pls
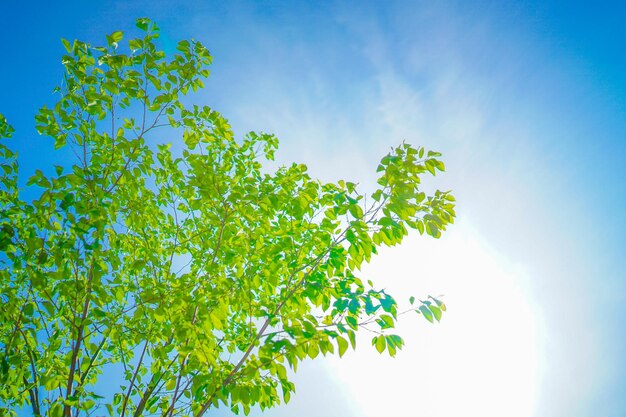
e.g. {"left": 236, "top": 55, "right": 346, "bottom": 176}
{"left": 0, "top": 18, "right": 455, "bottom": 417}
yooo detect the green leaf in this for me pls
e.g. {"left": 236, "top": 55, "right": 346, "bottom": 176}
{"left": 377, "top": 314, "right": 394, "bottom": 329}
{"left": 386, "top": 334, "right": 404, "bottom": 349}
{"left": 374, "top": 335, "right": 386, "bottom": 353}
{"left": 379, "top": 294, "right": 397, "bottom": 316}
{"left": 337, "top": 336, "right": 348, "bottom": 357}
{"left": 308, "top": 343, "right": 320, "bottom": 359}
{"left": 50, "top": 403, "right": 63, "bottom": 417}
{"left": 61, "top": 38, "right": 72, "bottom": 53}
{"left": 81, "top": 400, "right": 96, "bottom": 411}
{"left": 166, "top": 378, "right": 176, "bottom": 391}
{"left": 428, "top": 305, "right": 442, "bottom": 321}
{"left": 419, "top": 305, "right": 434, "bottom": 323}
{"left": 136, "top": 17, "right": 150, "bottom": 30}
{"left": 23, "top": 302, "right": 35, "bottom": 317}
{"left": 109, "top": 30, "right": 124, "bottom": 43}
{"left": 348, "top": 330, "right": 357, "bottom": 349}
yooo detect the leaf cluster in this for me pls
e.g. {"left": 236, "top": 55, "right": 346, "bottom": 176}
{"left": 0, "top": 19, "right": 455, "bottom": 417}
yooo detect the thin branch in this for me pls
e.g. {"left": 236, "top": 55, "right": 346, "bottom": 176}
{"left": 120, "top": 340, "right": 149, "bottom": 417}
{"left": 63, "top": 267, "right": 94, "bottom": 417}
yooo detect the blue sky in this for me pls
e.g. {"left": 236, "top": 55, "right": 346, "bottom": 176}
{"left": 1, "top": 1, "right": 625, "bottom": 416}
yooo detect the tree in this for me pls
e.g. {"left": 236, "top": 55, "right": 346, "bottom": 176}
{"left": 0, "top": 18, "right": 455, "bottom": 417}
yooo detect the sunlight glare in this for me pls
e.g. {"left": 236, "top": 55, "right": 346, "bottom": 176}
{"left": 325, "top": 220, "right": 540, "bottom": 417}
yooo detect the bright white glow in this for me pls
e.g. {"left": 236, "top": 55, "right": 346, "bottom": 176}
{"left": 324, "top": 219, "right": 540, "bottom": 417}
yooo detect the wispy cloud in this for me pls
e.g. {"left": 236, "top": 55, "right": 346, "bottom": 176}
{"left": 164, "top": 2, "right": 620, "bottom": 415}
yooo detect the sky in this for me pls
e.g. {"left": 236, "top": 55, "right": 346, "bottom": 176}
{"left": 1, "top": 1, "right": 625, "bottom": 416}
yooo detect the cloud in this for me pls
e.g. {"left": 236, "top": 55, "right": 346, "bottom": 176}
{"left": 186, "top": 2, "right": 616, "bottom": 415}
